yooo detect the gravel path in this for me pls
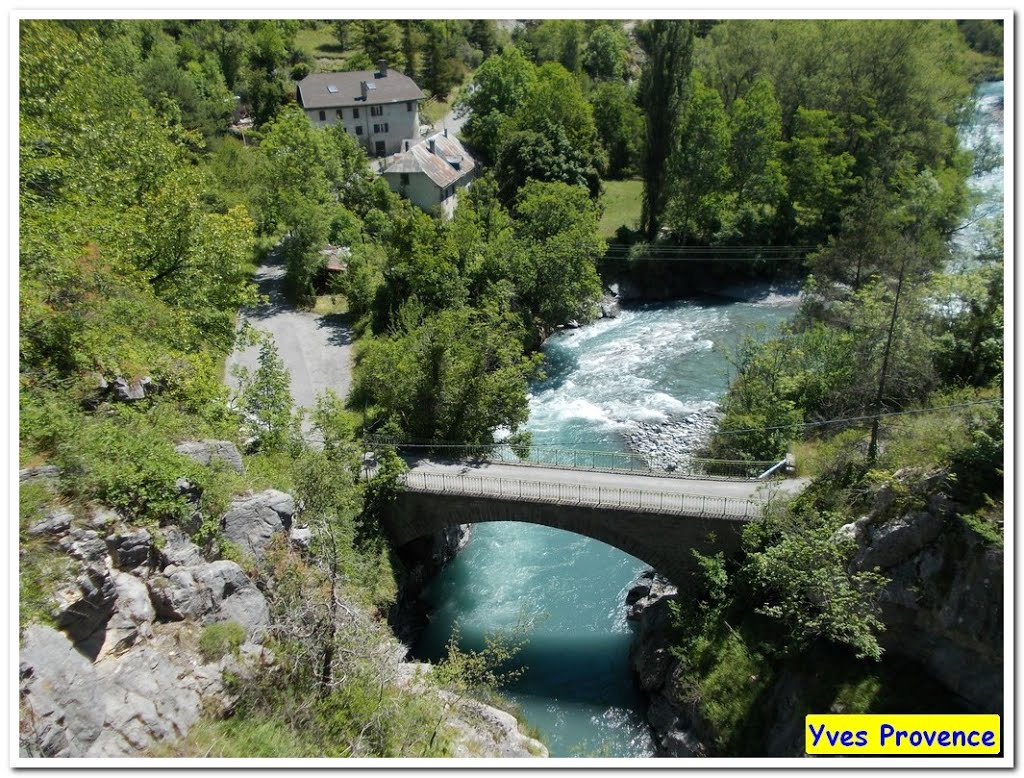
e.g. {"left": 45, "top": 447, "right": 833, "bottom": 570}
{"left": 225, "top": 250, "right": 354, "bottom": 432}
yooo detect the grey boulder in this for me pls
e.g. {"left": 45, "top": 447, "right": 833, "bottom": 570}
{"left": 221, "top": 489, "right": 295, "bottom": 558}
{"left": 98, "top": 571, "right": 156, "bottom": 658}
{"left": 28, "top": 508, "right": 73, "bottom": 537}
{"left": 108, "top": 528, "right": 153, "bottom": 572}
{"left": 53, "top": 565, "right": 117, "bottom": 646}
{"left": 85, "top": 648, "right": 202, "bottom": 757}
{"left": 19, "top": 625, "right": 105, "bottom": 757}
{"left": 175, "top": 440, "right": 245, "bottom": 475}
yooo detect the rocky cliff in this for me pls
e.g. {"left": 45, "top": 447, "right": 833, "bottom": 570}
{"left": 19, "top": 444, "right": 539, "bottom": 760}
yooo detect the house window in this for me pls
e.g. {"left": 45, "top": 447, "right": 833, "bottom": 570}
{"left": 400, "top": 173, "right": 409, "bottom": 186}
{"left": 384, "top": 122, "right": 389, "bottom": 132}
{"left": 373, "top": 124, "right": 380, "bottom": 133}
{"left": 407, "top": 101, "right": 413, "bottom": 112}
{"left": 336, "top": 109, "right": 343, "bottom": 119}
{"left": 318, "top": 110, "right": 326, "bottom": 121}
{"left": 353, "top": 108, "right": 360, "bottom": 119}
{"left": 370, "top": 105, "right": 383, "bottom": 117}
{"left": 355, "top": 126, "right": 363, "bottom": 135}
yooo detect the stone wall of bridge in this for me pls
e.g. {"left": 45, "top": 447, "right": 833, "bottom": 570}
{"left": 381, "top": 490, "right": 751, "bottom": 586}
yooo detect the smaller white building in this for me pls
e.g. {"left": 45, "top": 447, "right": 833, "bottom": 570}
{"left": 380, "top": 131, "right": 476, "bottom": 218}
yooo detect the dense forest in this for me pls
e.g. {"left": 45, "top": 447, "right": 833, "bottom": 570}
{"left": 19, "top": 17, "right": 1004, "bottom": 758}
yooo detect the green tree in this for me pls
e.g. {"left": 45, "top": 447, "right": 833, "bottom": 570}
{"left": 664, "top": 70, "right": 732, "bottom": 243}
{"left": 584, "top": 23, "right": 628, "bottom": 81}
{"left": 590, "top": 81, "right": 643, "bottom": 179}
{"left": 512, "top": 61, "right": 598, "bottom": 150}
{"left": 459, "top": 47, "right": 537, "bottom": 163}
{"left": 493, "top": 126, "right": 601, "bottom": 205}
{"left": 332, "top": 20, "right": 353, "bottom": 51}
{"left": 723, "top": 76, "right": 786, "bottom": 242}
{"left": 467, "top": 20, "right": 499, "bottom": 59}
{"left": 513, "top": 181, "right": 605, "bottom": 332}
{"left": 354, "top": 305, "right": 541, "bottom": 442}
{"left": 358, "top": 20, "right": 403, "bottom": 67}
{"left": 421, "top": 21, "right": 460, "bottom": 98}
{"left": 235, "top": 336, "right": 296, "bottom": 452}
{"left": 782, "top": 108, "right": 858, "bottom": 243}
{"left": 244, "top": 20, "right": 288, "bottom": 126}
{"left": 637, "top": 20, "right": 695, "bottom": 239}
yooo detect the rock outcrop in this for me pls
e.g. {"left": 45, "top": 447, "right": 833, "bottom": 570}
{"left": 220, "top": 489, "right": 296, "bottom": 559}
{"left": 175, "top": 440, "right": 245, "bottom": 475}
{"left": 396, "top": 663, "right": 547, "bottom": 758}
{"left": 19, "top": 497, "right": 277, "bottom": 757}
{"left": 838, "top": 472, "right": 1003, "bottom": 712}
{"left": 390, "top": 525, "right": 472, "bottom": 646}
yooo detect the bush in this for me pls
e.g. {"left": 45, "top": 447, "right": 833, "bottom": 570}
{"left": 199, "top": 621, "right": 246, "bottom": 661}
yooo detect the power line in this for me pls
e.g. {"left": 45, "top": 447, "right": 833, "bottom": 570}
{"left": 709, "top": 398, "right": 1002, "bottom": 437}
{"left": 366, "top": 399, "right": 1002, "bottom": 448}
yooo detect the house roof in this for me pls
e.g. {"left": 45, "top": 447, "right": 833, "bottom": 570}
{"left": 297, "top": 68, "right": 424, "bottom": 109}
{"left": 381, "top": 133, "right": 476, "bottom": 189}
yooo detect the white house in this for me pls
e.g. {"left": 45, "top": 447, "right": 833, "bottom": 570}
{"left": 296, "top": 60, "right": 424, "bottom": 157}
{"left": 381, "top": 131, "right": 476, "bottom": 218}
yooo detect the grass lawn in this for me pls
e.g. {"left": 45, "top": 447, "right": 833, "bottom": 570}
{"left": 420, "top": 71, "right": 474, "bottom": 128}
{"left": 295, "top": 24, "right": 352, "bottom": 73}
{"left": 313, "top": 293, "right": 350, "bottom": 316}
{"left": 599, "top": 179, "right": 643, "bottom": 240}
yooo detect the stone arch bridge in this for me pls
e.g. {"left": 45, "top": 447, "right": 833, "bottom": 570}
{"left": 378, "top": 456, "right": 807, "bottom": 586}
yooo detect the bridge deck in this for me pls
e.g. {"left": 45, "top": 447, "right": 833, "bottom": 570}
{"left": 399, "top": 457, "right": 810, "bottom": 520}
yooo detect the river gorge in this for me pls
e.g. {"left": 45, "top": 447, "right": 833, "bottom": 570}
{"left": 409, "top": 80, "right": 1003, "bottom": 758}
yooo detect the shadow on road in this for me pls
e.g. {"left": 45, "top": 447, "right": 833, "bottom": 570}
{"left": 317, "top": 314, "right": 355, "bottom": 347}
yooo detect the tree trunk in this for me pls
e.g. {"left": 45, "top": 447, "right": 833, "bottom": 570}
{"left": 868, "top": 257, "right": 907, "bottom": 462}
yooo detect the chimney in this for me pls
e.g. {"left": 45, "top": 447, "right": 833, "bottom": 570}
{"left": 377, "top": 58, "right": 388, "bottom": 77}
{"left": 360, "top": 80, "right": 368, "bottom": 100}
{"left": 428, "top": 138, "right": 436, "bottom": 154}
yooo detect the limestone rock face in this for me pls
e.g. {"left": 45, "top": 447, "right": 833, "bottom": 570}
{"left": 53, "top": 565, "right": 117, "bottom": 647}
{"left": 86, "top": 647, "right": 203, "bottom": 757}
{"left": 148, "top": 558, "right": 269, "bottom": 642}
{"left": 628, "top": 469, "right": 1004, "bottom": 758}
{"left": 395, "top": 662, "right": 547, "bottom": 758}
{"left": 19, "top": 464, "right": 61, "bottom": 483}
{"left": 61, "top": 529, "right": 108, "bottom": 565}
{"left": 220, "top": 489, "right": 296, "bottom": 559}
{"left": 157, "top": 527, "right": 204, "bottom": 569}
{"left": 28, "top": 508, "right": 73, "bottom": 536}
{"left": 175, "top": 440, "right": 245, "bottom": 474}
{"left": 108, "top": 528, "right": 153, "bottom": 572}
{"left": 110, "top": 376, "right": 153, "bottom": 402}
{"left": 148, "top": 567, "right": 215, "bottom": 622}
{"left": 98, "top": 571, "right": 156, "bottom": 657}
{"left": 20, "top": 625, "right": 105, "bottom": 757}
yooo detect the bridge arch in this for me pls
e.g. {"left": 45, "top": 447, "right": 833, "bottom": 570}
{"left": 381, "top": 489, "right": 750, "bottom": 586}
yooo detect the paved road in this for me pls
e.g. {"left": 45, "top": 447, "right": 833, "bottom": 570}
{"left": 400, "top": 456, "right": 810, "bottom": 517}
{"left": 225, "top": 250, "right": 353, "bottom": 433}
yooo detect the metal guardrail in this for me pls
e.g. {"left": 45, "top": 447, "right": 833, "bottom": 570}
{"left": 366, "top": 437, "right": 779, "bottom": 480}
{"left": 400, "top": 470, "right": 764, "bottom": 521}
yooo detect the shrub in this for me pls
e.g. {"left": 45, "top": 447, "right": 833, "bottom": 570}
{"left": 199, "top": 621, "right": 246, "bottom": 661}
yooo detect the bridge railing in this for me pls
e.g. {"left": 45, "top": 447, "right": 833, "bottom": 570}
{"left": 366, "top": 437, "right": 778, "bottom": 480}
{"left": 400, "top": 470, "right": 764, "bottom": 521}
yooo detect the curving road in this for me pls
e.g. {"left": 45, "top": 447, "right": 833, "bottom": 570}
{"left": 224, "top": 249, "right": 353, "bottom": 436}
